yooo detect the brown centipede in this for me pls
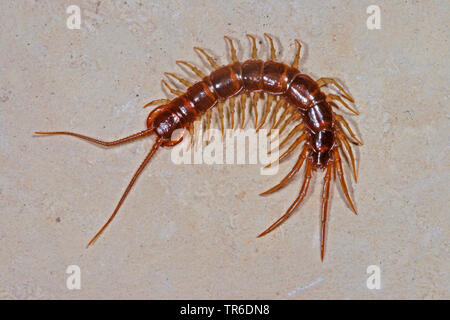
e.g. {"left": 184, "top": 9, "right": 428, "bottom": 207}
{"left": 36, "top": 34, "right": 363, "bottom": 261}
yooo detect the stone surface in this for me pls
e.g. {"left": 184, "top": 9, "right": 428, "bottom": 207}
{"left": 0, "top": 0, "right": 448, "bottom": 299}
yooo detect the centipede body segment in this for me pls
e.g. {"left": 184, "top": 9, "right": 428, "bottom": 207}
{"left": 36, "top": 34, "right": 363, "bottom": 261}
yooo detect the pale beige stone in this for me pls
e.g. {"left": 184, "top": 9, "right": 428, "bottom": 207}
{"left": 0, "top": 0, "right": 448, "bottom": 299}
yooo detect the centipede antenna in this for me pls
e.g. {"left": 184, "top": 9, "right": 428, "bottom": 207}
{"left": 258, "top": 158, "right": 312, "bottom": 237}
{"left": 87, "top": 138, "right": 163, "bottom": 247}
{"left": 320, "top": 162, "right": 333, "bottom": 261}
{"left": 35, "top": 128, "right": 154, "bottom": 147}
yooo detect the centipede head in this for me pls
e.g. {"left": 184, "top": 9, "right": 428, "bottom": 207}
{"left": 146, "top": 105, "right": 185, "bottom": 147}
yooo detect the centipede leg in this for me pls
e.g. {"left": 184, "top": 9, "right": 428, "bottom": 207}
{"left": 326, "top": 94, "right": 358, "bottom": 115}
{"left": 317, "top": 78, "right": 354, "bottom": 102}
{"left": 35, "top": 128, "right": 154, "bottom": 147}
{"left": 217, "top": 102, "right": 225, "bottom": 138}
{"left": 264, "top": 33, "right": 277, "bottom": 60}
{"left": 258, "top": 158, "right": 312, "bottom": 237}
{"left": 224, "top": 36, "right": 238, "bottom": 62}
{"left": 162, "top": 79, "right": 184, "bottom": 96}
{"left": 278, "top": 113, "right": 300, "bottom": 136}
{"left": 87, "top": 138, "right": 163, "bottom": 247}
{"left": 268, "top": 106, "right": 290, "bottom": 137}
{"left": 269, "top": 99, "right": 285, "bottom": 131}
{"left": 176, "top": 60, "right": 205, "bottom": 78}
{"left": 320, "top": 162, "right": 333, "bottom": 261}
{"left": 205, "top": 109, "right": 213, "bottom": 145}
{"left": 257, "top": 95, "right": 274, "bottom": 131}
{"left": 334, "top": 148, "right": 357, "bottom": 214}
{"left": 336, "top": 130, "right": 357, "bottom": 182}
{"left": 194, "top": 47, "right": 219, "bottom": 69}
{"left": 143, "top": 99, "right": 171, "bottom": 109}
{"left": 165, "top": 72, "right": 193, "bottom": 87}
{"left": 228, "top": 96, "right": 236, "bottom": 133}
{"left": 291, "top": 39, "right": 302, "bottom": 69}
{"left": 240, "top": 94, "right": 247, "bottom": 129}
{"left": 246, "top": 34, "right": 258, "bottom": 59}
{"left": 260, "top": 144, "right": 308, "bottom": 196}
{"left": 277, "top": 123, "right": 304, "bottom": 150}
{"left": 335, "top": 114, "right": 363, "bottom": 145}
{"left": 250, "top": 92, "right": 260, "bottom": 128}
{"left": 265, "top": 133, "right": 306, "bottom": 168}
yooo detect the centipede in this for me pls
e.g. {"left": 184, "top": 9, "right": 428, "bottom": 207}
{"left": 36, "top": 34, "right": 363, "bottom": 261}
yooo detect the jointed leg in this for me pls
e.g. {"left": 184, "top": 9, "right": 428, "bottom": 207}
{"left": 251, "top": 92, "right": 260, "bottom": 128}
{"left": 317, "top": 77, "right": 354, "bottom": 102}
{"left": 326, "top": 94, "right": 358, "bottom": 115}
{"left": 247, "top": 34, "right": 258, "bottom": 59}
{"left": 270, "top": 99, "right": 285, "bottom": 131}
{"left": 334, "top": 148, "right": 357, "bottom": 214}
{"left": 162, "top": 79, "right": 183, "bottom": 96}
{"left": 335, "top": 114, "right": 363, "bottom": 145}
{"left": 224, "top": 36, "right": 238, "bottom": 63}
{"left": 205, "top": 109, "right": 213, "bottom": 145}
{"left": 240, "top": 94, "right": 247, "bottom": 129}
{"left": 165, "top": 72, "right": 192, "bottom": 87}
{"left": 277, "top": 123, "right": 304, "bottom": 150}
{"left": 320, "top": 162, "right": 333, "bottom": 261}
{"left": 291, "top": 39, "right": 302, "bottom": 69}
{"left": 278, "top": 113, "right": 301, "bottom": 136}
{"left": 176, "top": 60, "right": 205, "bottom": 78}
{"left": 258, "top": 158, "right": 313, "bottom": 237}
{"left": 264, "top": 33, "right": 276, "bottom": 60}
{"left": 35, "top": 128, "right": 154, "bottom": 147}
{"left": 143, "top": 99, "right": 171, "bottom": 108}
{"left": 194, "top": 47, "right": 219, "bottom": 69}
{"left": 257, "top": 95, "right": 275, "bottom": 131}
{"left": 217, "top": 102, "right": 225, "bottom": 138}
{"left": 260, "top": 144, "right": 308, "bottom": 196}
{"left": 228, "top": 97, "right": 236, "bottom": 132}
{"left": 265, "top": 132, "right": 306, "bottom": 168}
{"left": 336, "top": 130, "right": 357, "bottom": 182}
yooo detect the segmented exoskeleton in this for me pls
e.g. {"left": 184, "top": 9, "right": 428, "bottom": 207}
{"left": 36, "top": 34, "right": 363, "bottom": 260}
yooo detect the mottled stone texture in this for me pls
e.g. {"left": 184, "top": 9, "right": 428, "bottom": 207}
{"left": 0, "top": 0, "right": 448, "bottom": 299}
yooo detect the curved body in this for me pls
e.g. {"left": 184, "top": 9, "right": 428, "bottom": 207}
{"left": 149, "top": 60, "right": 334, "bottom": 168}
{"left": 36, "top": 35, "right": 362, "bottom": 261}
